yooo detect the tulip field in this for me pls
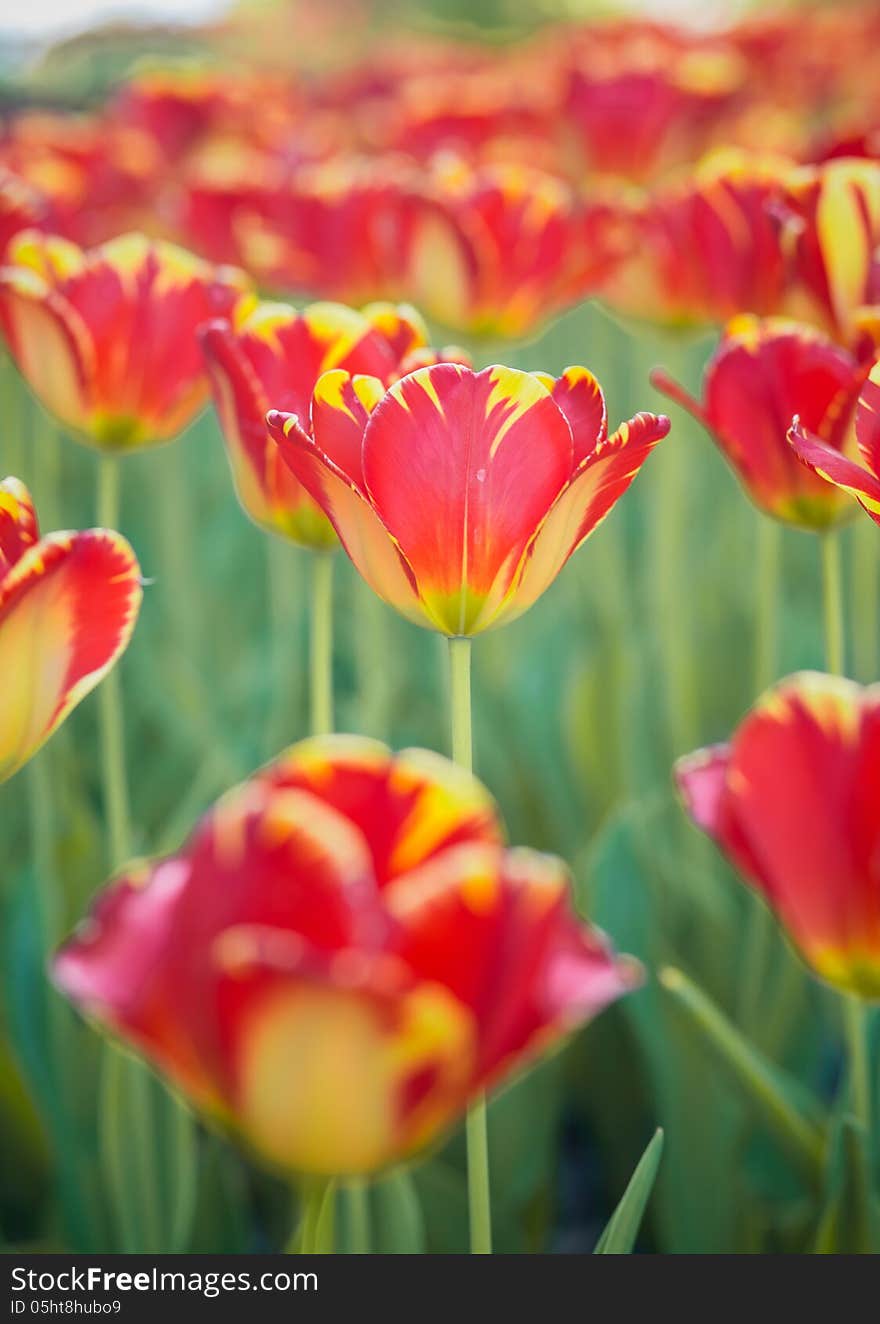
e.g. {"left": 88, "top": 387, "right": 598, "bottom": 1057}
{"left": 1, "top": 0, "right": 880, "bottom": 1261}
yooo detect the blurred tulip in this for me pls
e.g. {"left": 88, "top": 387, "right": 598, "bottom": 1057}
{"left": 779, "top": 158, "right": 880, "bottom": 345}
{"left": 677, "top": 672, "right": 880, "bottom": 998}
{"left": 564, "top": 40, "right": 744, "bottom": 184}
{"left": 403, "top": 157, "right": 629, "bottom": 339}
{"left": 0, "top": 169, "right": 49, "bottom": 261}
{"left": 0, "top": 112, "right": 162, "bottom": 248}
{"left": 605, "top": 150, "right": 793, "bottom": 328}
{"left": 653, "top": 315, "right": 866, "bottom": 529}
{"left": 0, "top": 230, "right": 251, "bottom": 451}
{"left": 53, "top": 735, "right": 638, "bottom": 1177}
{"left": 0, "top": 476, "right": 141, "bottom": 785}
{"left": 200, "top": 298, "right": 452, "bottom": 547}
{"left": 790, "top": 359, "right": 880, "bottom": 525}
{"left": 267, "top": 362, "right": 669, "bottom": 636}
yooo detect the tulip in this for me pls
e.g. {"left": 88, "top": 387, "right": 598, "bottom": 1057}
{"left": 267, "top": 362, "right": 669, "bottom": 637}
{"left": 676, "top": 671, "right": 880, "bottom": 1001}
{"left": 653, "top": 315, "right": 866, "bottom": 529}
{"left": 604, "top": 150, "right": 793, "bottom": 328}
{"left": 53, "top": 735, "right": 639, "bottom": 1180}
{"left": 0, "top": 229, "right": 251, "bottom": 452}
{"left": 789, "top": 359, "right": 880, "bottom": 529}
{"left": 779, "top": 158, "right": 880, "bottom": 346}
{"left": 200, "top": 298, "right": 434, "bottom": 547}
{"left": 0, "top": 476, "right": 141, "bottom": 785}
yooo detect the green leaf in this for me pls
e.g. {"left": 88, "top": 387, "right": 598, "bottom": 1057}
{"left": 813, "top": 1115, "right": 880, "bottom": 1254}
{"left": 659, "top": 967, "right": 825, "bottom": 1181}
{"left": 594, "top": 1129, "right": 664, "bottom": 1254}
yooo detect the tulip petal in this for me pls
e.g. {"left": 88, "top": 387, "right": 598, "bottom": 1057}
{"left": 267, "top": 409, "right": 423, "bottom": 622}
{"left": 679, "top": 672, "right": 880, "bottom": 996}
{"left": 550, "top": 366, "right": 608, "bottom": 463}
{"left": 0, "top": 476, "right": 38, "bottom": 577}
{"left": 0, "top": 265, "right": 92, "bottom": 433}
{"left": 674, "top": 743, "right": 732, "bottom": 839}
{"left": 387, "top": 842, "right": 640, "bottom": 1087}
{"left": 362, "top": 364, "right": 574, "bottom": 635}
{"left": 508, "top": 411, "right": 669, "bottom": 624}
{"left": 0, "top": 529, "right": 141, "bottom": 783}
{"left": 262, "top": 735, "right": 502, "bottom": 885}
{"left": 855, "top": 360, "right": 880, "bottom": 474}
{"left": 789, "top": 418, "right": 880, "bottom": 524}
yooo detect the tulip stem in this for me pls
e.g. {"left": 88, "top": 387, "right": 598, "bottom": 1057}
{"left": 295, "top": 1179, "right": 335, "bottom": 1254}
{"left": 852, "top": 520, "right": 879, "bottom": 681}
{"left": 843, "top": 994, "right": 871, "bottom": 1137}
{"left": 96, "top": 456, "right": 132, "bottom": 868}
{"left": 821, "top": 532, "right": 845, "bottom": 675}
{"left": 310, "top": 551, "right": 334, "bottom": 736}
{"left": 345, "top": 1179, "right": 371, "bottom": 1254}
{"left": 447, "top": 635, "right": 493, "bottom": 1255}
{"left": 754, "top": 518, "right": 781, "bottom": 693}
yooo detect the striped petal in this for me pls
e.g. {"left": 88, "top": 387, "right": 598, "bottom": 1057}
{"left": 260, "top": 735, "right": 502, "bottom": 886}
{"left": 361, "top": 364, "right": 574, "bottom": 635}
{"left": 678, "top": 672, "right": 880, "bottom": 997}
{"left": 387, "top": 842, "right": 641, "bottom": 1087}
{"left": 548, "top": 366, "right": 608, "bottom": 464}
{"left": 0, "top": 528, "right": 141, "bottom": 783}
{"left": 266, "top": 408, "right": 422, "bottom": 623}
{"left": 789, "top": 419, "right": 880, "bottom": 524}
{"left": 0, "top": 476, "right": 38, "bottom": 577}
{"left": 507, "top": 412, "right": 669, "bottom": 625}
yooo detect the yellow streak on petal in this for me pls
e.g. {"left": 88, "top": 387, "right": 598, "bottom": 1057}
{"left": 486, "top": 365, "right": 552, "bottom": 458}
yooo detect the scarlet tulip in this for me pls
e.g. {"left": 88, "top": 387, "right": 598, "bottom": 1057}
{"left": 0, "top": 230, "right": 251, "bottom": 451}
{"left": 677, "top": 672, "right": 880, "bottom": 997}
{"left": 605, "top": 151, "right": 792, "bottom": 328}
{"left": 779, "top": 158, "right": 880, "bottom": 345}
{"left": 53, "top": 736, "right": 638, "bottom": 1176}
{"left": 201, "top": 298, "right": 466, "bottom": 546}
{"left": 267, "top": 362, "right": 669, "bottom": 635}
{"left": 653, "top": 315, "right": 865, "bottom": 528}
{"left": 0, "top": 477, "right": 141, "bottom": 784}
{"left": 789, "top": 359, "right": 880, "bottom": 525}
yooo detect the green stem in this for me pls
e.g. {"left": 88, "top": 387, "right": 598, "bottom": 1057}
{"left": 447, "top": 636, "right": 492, "bottom": 1255}
{"left": 822, "top": 532, "right": 845, "bottom": 675}
{"left": 96, "top": 456, "right": 131, "bottom": 869}
{"left": 852, "top": 520, "right": 879, "bottom": 682}
{"left": 358, "top": 586, "right": 393, "bottom": 740}
{"left": 293, "top": 1180, "right": 335, "bottom": 1254}
{"left": 27, "top": 752, "right": 59, "bottom": 944}
{"left": 309, "top": 551, "right": 334, "bottom": 737}
{"left": 843, "top": 995, "right": 871, "bottom": 1135}
{"left": 345, "top": 1179, "right": 371, "bottom": 1254}
{"left": 754, "top": 518, "right": 781, "bottom": 693}
{"left": 738, "top": 518, "right": 783, "bottom": 1028}
{"left": 265, "top": 536, "right": 303, "bottom": 753}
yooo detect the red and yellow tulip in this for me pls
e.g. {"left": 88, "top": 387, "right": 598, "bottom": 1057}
{"left": 0, "top": 477, "right": 141, "bottom": 784}
{"left": 605, "top": 151, "right": 793, "bottom": 328}
{"left": 779, "top": 158, "right": 880, "bottom": 346}
{"left": 53, "top": 735, "right": 638, "bottom": 1177}
{"left": 677, "top": 672, "right": 880, "bottom": 998}
{"left": 0, "top": 230, "right": 251, "bottom": 451}
{"left": 267, "top": 362, "right": 669, "bottom": 635}
{"left": 789, "top": 359, "right": 880, "bottom": 524}
{"left": 200, "top": 298, "right": 456, "bottom": 547}
{"left": 653, "top": 315, "right": 866, "bottom": 528}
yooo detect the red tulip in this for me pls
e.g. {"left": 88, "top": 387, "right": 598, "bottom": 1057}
{"left": 789, "top": 359, "right": 880, "bottom": 525}
{"left": 267, "top": 362, "right": 669, "bottom": 635}
{"left": 677, "top": 672, "right": 880, "bottom": 997}
{"left": 0, "top": 230, "right": 251, "bottom": 451}
{"left": 653, "top": 315, "right": 866, "bottom": 528}
{"left": 53, "top": 736, "right": 639, "bottom": 1176}
{"left": 605, "top": 150, "right": 792, "bottom": 328}
{"left": 779, "top": 158, "right": 880, "bottom": 346}
{"left": 0, "top": 477, "right": 141, "bottom": 784}
{"left": 200, "top": 298, "right": 466, "bottom": 547}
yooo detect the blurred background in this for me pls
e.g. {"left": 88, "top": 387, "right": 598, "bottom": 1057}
{"left": 0, "top": 0, "right": 876, "bottom": 1255}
